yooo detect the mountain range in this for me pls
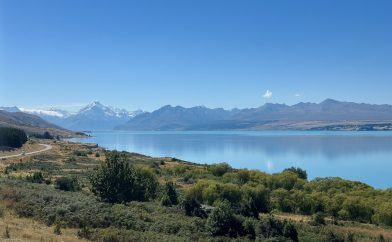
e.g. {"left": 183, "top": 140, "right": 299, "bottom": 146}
{"left": 117, "top": 99, "right": 392, "bottom": 131}
{"left": 2, "top": 99, "right": 392, "bottom": 131}
{"left": 1, "top": 101, "right": 143, "bottom": 131}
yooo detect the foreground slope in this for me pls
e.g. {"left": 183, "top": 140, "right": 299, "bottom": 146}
{"left": 0, "top": 140, "right": 391, "bottom": 242}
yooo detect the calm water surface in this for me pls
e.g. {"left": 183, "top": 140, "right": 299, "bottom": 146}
{"left": 69, "top": 131, "right": 392, "bottom": 189}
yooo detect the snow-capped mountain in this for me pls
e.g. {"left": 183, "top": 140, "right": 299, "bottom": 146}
{"left": 0, "top": 106, "right": 21, "bottom": 112}
{"left": 1, "top": 102, "right": 143, "bottom": 131}
{"left": 63, "top": 101, "right": 143, "bottom": 131}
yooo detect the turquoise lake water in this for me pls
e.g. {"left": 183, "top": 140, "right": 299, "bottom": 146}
{"left": 69, "top": 131, "right": 392, "bottom": 189}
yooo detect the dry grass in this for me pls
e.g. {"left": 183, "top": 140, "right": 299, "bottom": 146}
{"left": 0, "top": 209, "right": 87, "bottom": 242}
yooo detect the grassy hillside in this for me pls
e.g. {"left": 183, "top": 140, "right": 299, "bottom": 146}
{"left": 0, "top": 110, "right": 77, "bottom": 137}
{"left": 0, "top": 140, "right": 391, "bottom": 241}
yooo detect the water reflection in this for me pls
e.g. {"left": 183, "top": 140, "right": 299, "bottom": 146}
{"left": 70, "top": 131, "right": 392, "bottom": 188}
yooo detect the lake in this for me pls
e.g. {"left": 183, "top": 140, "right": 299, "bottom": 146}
{"left": 69, "top": 131, "right": 392, "bottom": 189}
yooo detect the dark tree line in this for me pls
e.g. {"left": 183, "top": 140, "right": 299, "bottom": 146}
{"left": 0, "top": 127, "right": 27, "bottom": 148}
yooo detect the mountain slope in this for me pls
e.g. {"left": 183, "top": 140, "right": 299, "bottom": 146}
{"left": 63, "top": 101, "right": 143, "bottom": 131}
{"left": 0, "top": 110, "right": 76, "bottom": 136}
{"left": 117, "top": 99, "right": 392, "bottom": 131}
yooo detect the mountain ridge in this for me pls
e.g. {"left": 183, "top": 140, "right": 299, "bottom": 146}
{"left": 116, "top": 99, "right": 392, "bottom": 131}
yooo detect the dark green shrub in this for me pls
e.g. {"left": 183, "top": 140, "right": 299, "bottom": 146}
{"left": 26, "top": 171, "right": 44, "bottom": 183}
{"left": 161, "top": 181, "right": 178, "bottom": 206}
{"left": 282, "top": 222, "right": 298, "bottom": 242}
{"left": 206, "top": 200, "right": 242, "bottom": 237}
{"left": 181, "top": 196, "right": 207, "bottom": 218}
{"left": 311, "top": 212, "right": 325, "bottom": 225}
{"left": 55, "top": 176, "right": 81, "bottom": 191}
{"left": 0, "top": 127, "right": 27, "bottom": 148}
{"left": 90, "top": 151, "right": 158, "bottom": 203}
{"left": 30, "top": 131, "right": 54, "bottom": 140}
{"left": 283, "top": 167, "right": 308, "bottom": 180}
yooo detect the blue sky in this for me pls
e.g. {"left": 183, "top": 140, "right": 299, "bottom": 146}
{"left": 1, "top": 0, "right": 391, "bottom": 111}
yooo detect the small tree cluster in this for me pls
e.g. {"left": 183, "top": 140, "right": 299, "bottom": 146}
{"left": 0, "top": 127, "right": 27, "bottom": 148}
{"left": 90, "top": 152, "right": 158, "bottom": 203}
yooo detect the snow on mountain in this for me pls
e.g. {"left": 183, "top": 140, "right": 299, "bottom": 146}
{"left": 19, "top": 107, "right": 71, "bottom": 118}
{"left": 2, "top": 102, "right": 143, "bottom": 131}
{"left": 0, "top": 106, "right": 21, "bottom": 112}
{"left": 60, "top": 101, "right": 144, "bottom": 131}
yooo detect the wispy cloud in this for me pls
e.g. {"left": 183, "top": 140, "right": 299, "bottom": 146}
{"left": 263, "top": 90, "right": 272, "bottom": 98}
{"left": 294, "top": 93, "right": 301, "bottom": 97}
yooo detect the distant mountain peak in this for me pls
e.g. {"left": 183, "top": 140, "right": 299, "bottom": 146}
{"left": 321, "top": 98, "right": 340, "bottom": 105}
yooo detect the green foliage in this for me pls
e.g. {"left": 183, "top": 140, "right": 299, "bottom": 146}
{"left": 90, "top": 152, "right": 158, "bottom": 203}
{"left": 208, "top": 162, "right": 231, "bottom": 176}
{"left": 161, "top": 181, "right": 178, "bottom": 206}
{"left": 341, "top": 197, "right": 373, "bottom": 222}
{"left": 311, "top": 212, "right": 326, "bottom": 225}
{"left": 206, "top": 200, "right": 242, "bottom": 237}
{"left": 283, "top": 167, "right": 308, "bottom": 180}
{"left": 283, "top": 222, "right": 298, "bottom": 242}
{"left": 0, "top": 127, "right": 27, "bottom": 149}
{"left": 55, "top": 176, "right": 81, "bottom": 191}
{"left": 26, "top": 171, "right": 45, "bottom": 183}
{"left": 180, "top": 196, "right": 207, "bottom": 218}
{"left": 372, "top": 202, "right": 392, "bottom": 226}
{"left": 30, "top": 131, "right": 54, "bottom": 140}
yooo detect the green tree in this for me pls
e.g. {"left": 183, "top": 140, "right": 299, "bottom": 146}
{"left": 208, "top": 163, "right": 231, "bottom": 177}
{"left": 0, "top": 127, "right": 27, "bottom": 148}
{"left": 206, "top": 200, "right": 242, "bottom": 237}
{"left": 162, "top": 181, "right": 178, "bottom": 206}
{"left": 90, "top": 152, "right": 158, "bottom": 203}
{"left": 55, "top": 176, "right": 81, "bottom": 191}
{"left": 283, "top": 167, "right": 308, "bottom": 180}
{"left": 372, "top": 202, "right": 392, "bottom": 226}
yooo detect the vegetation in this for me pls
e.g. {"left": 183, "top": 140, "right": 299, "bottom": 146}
{"left": 30, "top": 131, "right": 54, "bottom": 140}
{"left": 89, "top": 152, "right": 158, "bottom": 203}
{"left": 0, "top": 140, "right": 391, "bottom": 241}
{"left": 0, "top": 127, "right": 27, "bottom": 149}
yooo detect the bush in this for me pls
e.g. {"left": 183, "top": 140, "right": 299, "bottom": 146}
{"left": 55, "top": 176, "right": 81, "bottom": 191}
{"left": 90, "top": 151, "right": 158, "bottom": 203}
{"left": 372, "top": 202, "right": 392, "bottom": 226}
{"left": 283, "top": 222, "right": 298, "bottom": 242}
{"left": 311, "top": 212, "right": 326, "bottom": 225}
{"left": 30, "top": 131, "right": 54, "bottom": 140}
{"left": 208, "top": 163, "right": 231, "bottom": 177}
{"left": 160, "top": 181, "right": 178, "bottom": 206}
{"left": 0, "top": 127, "right": 27, "bottom": 148}
{"left": 283, "top": 167, "right": 308, "bottom": 180}
{"left": 206, "top": 200, "right": 242, "bottom": 237}
{"left": 181, "top": 196, "right": 207, "bottom": 218}
{"left": 26, "top": 171, "right": 45, "bottom": 183}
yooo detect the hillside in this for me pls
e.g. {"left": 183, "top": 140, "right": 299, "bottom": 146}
{"left": 117, "top": 99, "right": 392, "bottom": 131}
{"left": 0, "top": 110, "right": 76, "bottom": 137}
{"left": 0, "top": 140, "right": 391, "bottom": 241}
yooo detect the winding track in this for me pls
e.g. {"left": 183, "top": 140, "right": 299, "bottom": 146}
{"left": 0, "top": 144, "right": 53, "bottom": 159}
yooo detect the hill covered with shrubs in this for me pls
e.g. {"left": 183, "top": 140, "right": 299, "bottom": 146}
{"left": 0, "top": 141, "right": 391, "bottom": 241}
